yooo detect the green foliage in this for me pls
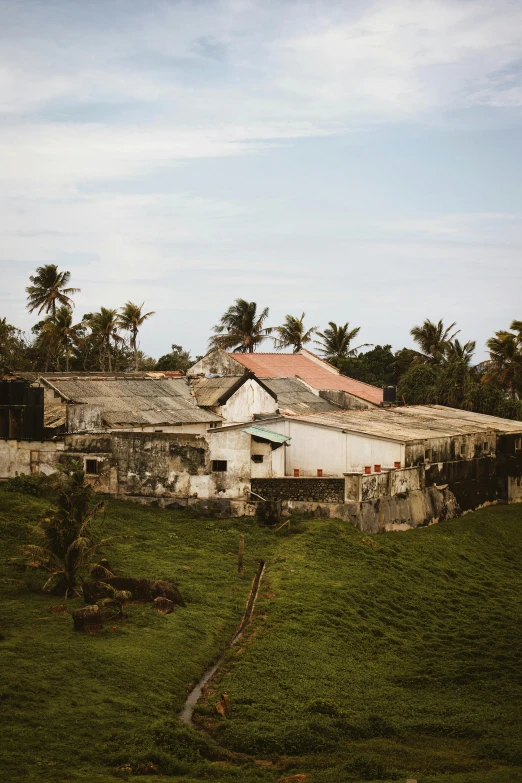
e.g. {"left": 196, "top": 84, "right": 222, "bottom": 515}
{"left": 209, "top": 298, "right": 271, "bottom": 353}
{"left": 272, "top": 313, "right": 317, "bottom": 352}
{"left": 338, "top": 345, "right": 397, "bottom": 387}
{"left": 20, "top": 461, "right": 107, "bottom": 596}
{"left": 397, "top": 362, "right": 438, "bottom": 404}
{"left": 155, "top": 344, "right": 193, "bottom": 372}
{"left": 4, "top": 472, "right": 52, "bottom": 497}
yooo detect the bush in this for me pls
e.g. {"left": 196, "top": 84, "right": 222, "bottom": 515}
{"left": 4, "top": 472, "right": 52, "bottom": 497}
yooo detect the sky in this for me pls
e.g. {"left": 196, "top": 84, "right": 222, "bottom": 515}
{"left": 1, "top": 0, "right": 521, "bottom": 361}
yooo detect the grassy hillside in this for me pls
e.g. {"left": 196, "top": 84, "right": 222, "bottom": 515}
{"left": 1, "top": 487, "right": 521, "bottom": 783}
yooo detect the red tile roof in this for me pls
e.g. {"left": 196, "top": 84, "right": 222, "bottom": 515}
{"left": 227, "top": 350, "right": 383, "bottom": 405}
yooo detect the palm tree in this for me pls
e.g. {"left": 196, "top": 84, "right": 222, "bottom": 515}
{"left": 26, "top": 264, "right": 79, "bottom": 319}
{"left": 85, "top": 308, "right": 122, "bottom": 371}
{"left": 119, "top": 301, "right": 155, "bottom": 371}
{"left": 485, "top": 331, "right": 522, "bottom": 398}
{"left": 444, "top": 338, "right": 476, "bottom": 366}
{"left": 314, "top": 322, "right": 368, "bottom": 362}
{"left": 39, "top": 307, "right": 83, "bottom": 371}
{"left": 410, "top": 319, "right": 459, "bottom": 364}
{"left": 209, "top": 299, "right": 271, "bottom": 353}
{"left": 273, "top": 313, "right": 317, "bottom": 353}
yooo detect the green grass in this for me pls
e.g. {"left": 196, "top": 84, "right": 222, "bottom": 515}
{"left": 1, "top": 489, "right": 521, "bottom": 783}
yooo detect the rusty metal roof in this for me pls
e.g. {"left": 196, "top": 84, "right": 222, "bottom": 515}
{"left": 226, "top": 350, "right": 383, "bottom": 405}
{"left": 41, "top": 377, "right": 220, "bottom": 426}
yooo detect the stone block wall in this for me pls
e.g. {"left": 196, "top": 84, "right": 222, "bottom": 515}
{"left": 251, "top": 477, "right": 345, "bottom": 503}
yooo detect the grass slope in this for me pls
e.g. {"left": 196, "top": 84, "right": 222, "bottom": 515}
{"left": 1, "top": 487, "right": 521, "bottom": 783}
{"left": 202, "top": 509, "right": 522, "bottom": 782}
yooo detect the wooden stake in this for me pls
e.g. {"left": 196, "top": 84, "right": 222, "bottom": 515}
{"left": 238, "top": 534, "right": 244, "bottom": 574}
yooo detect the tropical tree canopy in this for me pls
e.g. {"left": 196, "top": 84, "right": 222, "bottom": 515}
{"left": 485, "top": 330, "right": 522, "bottom": 398}
{"left": 314, "top": 321, "right": 366, "bottom": 362}
{"left": 444, "top": 338, "right": 476, "bottom": 366}
{"left": 84, "top": 308, "right": 123, "bottom": 371}
{"left": 119, "top": 301, "right": 155, "bottom": 371}
{"left": 26, "top": 264, "right": 79, "bottom": 318}
{"left": 39, "top": 306, "right": 83, "bottom": 371}
{"left": 273, "top": 313, "right": 317, "bottom": 352}
{"left": 209, "top": 299, "right": 271, "bottom": 353}
{"left": 410, "top": 318, "right": 459, "bottom": 364}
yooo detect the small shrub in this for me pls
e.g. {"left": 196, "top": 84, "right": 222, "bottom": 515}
{"left": 4, "top": 472, "right": 52, "bottom": 497}
{"left": 344, "top": 756, "right": 392, "bottom": 780}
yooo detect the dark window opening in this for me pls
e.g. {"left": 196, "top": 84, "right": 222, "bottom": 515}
{"left": 483, "top": 441, "right": 488, "bottom": 452}
{"left": 155, "top": 429, "right": 163, "bottom": 433}
{"left": 212, "top": 460, "right": 227, "bottom": 472}
{"left": 424, "top": 448, "right": 431, "bottom": 462}
{"left": 516, "top": 437, "right": 522, "bottom": 452}
{"left": 85, "top": 459, "right": 99, "bottom": 475}
{"left": 460, "top": 443, "right": 466, "bottom": 456}
{"left": 252, "top": 454, "right": 264, "bottom": 463}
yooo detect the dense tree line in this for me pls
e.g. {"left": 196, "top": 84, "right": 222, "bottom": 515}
{"left": 1, "top": 274, "right": 521, "bottom": 420}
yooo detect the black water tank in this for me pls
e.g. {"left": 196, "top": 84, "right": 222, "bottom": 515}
{"left": 383, "top": 385, "right": 397, "bottom": 403}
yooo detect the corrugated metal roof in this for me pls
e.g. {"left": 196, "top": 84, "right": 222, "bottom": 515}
{"left": 262, "top": 377, "right": 341, "bottom": 415}
{"left": 227, "top": 350, "right": 383, "bottom": 404}
{"left": 192, "top": 376, "right": 244, "bottom": 406}
{"left": 242, "top": 425, "right": 291, "bottom": 444}
{"left": 290, "top": 405, "right": 522, "bottom": 442}
{"left": 42, "top": 377, "right": 220, "bottom": 426}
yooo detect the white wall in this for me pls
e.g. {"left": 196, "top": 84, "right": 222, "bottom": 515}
{"left": 345, "top": 433, "right": 404, "bottom": 472}
{"left": 220, "top": 379, "right": 278, "bottom": 424}
{"left": 256, "top": 419, "right": 404, "bottom": 476}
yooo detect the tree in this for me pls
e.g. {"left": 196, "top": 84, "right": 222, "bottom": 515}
{"left": 119, "top": 301, "right": 155, "bottom": 371}
{"left": 338, "top": 345, "right": 397, "bottom": 387}
{"left": 20, "top": 461, "right": 108, "bottom": 597}
{"left": 272, "top": 313, "right": 317, "bottom": 352}
{"left": 0, "top": 318, "right": 31, "bottom": 372}
{"left": 485, "top": 330, "right": 522, "bottom": 398}
{"left": 397, "top": 364, "right": 439, "bottom": 405}
{"left": 84, "top": 308, "right": 123, "bottom": 371}
{"left": 444, "top": 338, "right": 476, "bottom": 366}
{"left": 314, "top": 322, "right": 368, "bottom": 363}
{"left": 410, "top": 319, "right": 459, "bottom": 364}
{"left": 209, "top": 299, "right": 271, "bottom": 353}
{"left": 26, "top": 264, "right": 79, "bottom": 319}
{"left": 155, "top": 344, "right": 193, "bottom": 372}
{"left": 40, "top": 306, "right": 83, "bottom": 371}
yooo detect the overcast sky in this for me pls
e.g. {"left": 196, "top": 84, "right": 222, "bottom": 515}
{"left": 1, "top": 0, "right": 521, "bottom": 360}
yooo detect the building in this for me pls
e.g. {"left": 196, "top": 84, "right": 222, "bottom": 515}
{"left": 32, "top": 374, "right": 221, "bottom": 435}
{"left": 188, "top": 348, "right": 383, "bottom": 408}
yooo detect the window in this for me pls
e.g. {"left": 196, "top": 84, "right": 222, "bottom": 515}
{"left": 85, "top": 459, "right": 99, "bottom": 475}
{"left": 252, "top": 454, "right": 264, "bottom": 463}
{"left": 515, "top": 437, "right": 522, "bottom": 452}
{"left": 460, "top": 443, "right": 466, "bottom": 456}
{"left": 424, "top": 448, "right": 431, "bottom": 462}
{"left": 155, "top": 429, "right": 163, "bottom": 433}
{"left": 483, "top": 441, "right": 489, "bottom": 452}
{"left": 209, "top": 422, "right": 221, "bottom": 429}
{"left": 212, "top": 460, "right": 227, "bottom": 472}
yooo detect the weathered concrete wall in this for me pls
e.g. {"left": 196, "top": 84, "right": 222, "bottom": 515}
{"left": 0, "top": 439, "right": 64, "bottom": 478}
{"left": 67, "top": 404, "right": 104, "bottom": 433}
{"left": 282, "top": 485, "right": 461, "bottom": 533}
{"left": 188, "top": 349, "right": 243, "bottom": 377}
{"left": 406, "top": 432, "right": 498, "bottom": 468}
{"left": 220, "top": 379, "right": 278, "bottom": 424}
{"left": 252, "top": 477, "right": 345, "bottom": 503}
{"left": 318, "top": 389, "right": 376, "bottom": 410}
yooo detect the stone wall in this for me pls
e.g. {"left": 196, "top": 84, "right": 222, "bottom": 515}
{"left": 282, "top": 485, "right": 461, "bottom": 533}
{"left": 251, "top": 477, "right": 345, "bottom": 503}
